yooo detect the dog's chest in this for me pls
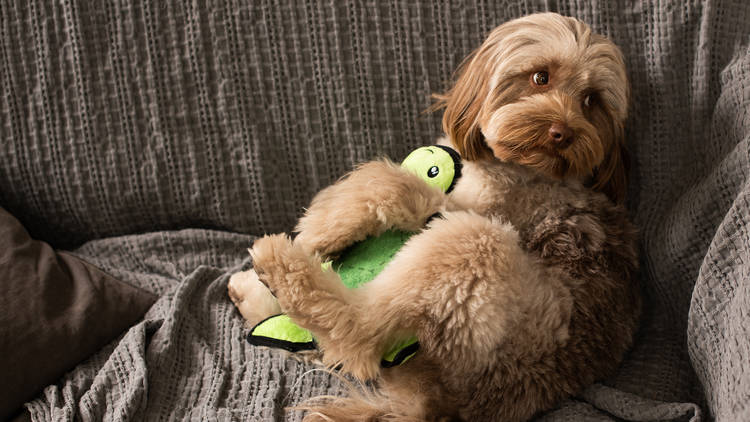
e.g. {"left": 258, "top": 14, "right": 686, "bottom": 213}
{"left": 448, "top": 161, "right": 550, "bottom": 229}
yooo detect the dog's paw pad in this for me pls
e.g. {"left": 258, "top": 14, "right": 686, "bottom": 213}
{"left": 227, "top": 269, "right": 282, "bottom": 326}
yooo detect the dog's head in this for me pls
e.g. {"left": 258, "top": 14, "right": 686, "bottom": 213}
{"left": 435, "top": 13, "right": 630, "bottom": 203}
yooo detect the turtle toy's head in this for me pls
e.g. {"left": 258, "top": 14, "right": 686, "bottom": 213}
{"left": 400, "top": 145, "right": 462, "bottom": 193}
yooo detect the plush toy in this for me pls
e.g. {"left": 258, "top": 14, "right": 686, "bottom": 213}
{"left": 229, "top": 145, "right": 462, "bottom": 367}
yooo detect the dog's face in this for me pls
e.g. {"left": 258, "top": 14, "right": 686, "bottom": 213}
{"left": 437, "top": 13, "right": 629, "bottom": 203}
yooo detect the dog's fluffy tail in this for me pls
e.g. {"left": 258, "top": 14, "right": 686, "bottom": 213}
{"left": 295, "top": 375, "right": 428, "bottom": 422}
{"left": 300, "top": 398, "right": 422, "bottom": 422}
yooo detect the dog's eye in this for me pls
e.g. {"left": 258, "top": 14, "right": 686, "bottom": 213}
{"left": 583, "top": 94, "right": 593, "bottom": 107}
{"left": 532, "top": 71, "right": 549, "bottom": 86}
{"left": 427, "top": 166, "right": 439, "bottom": 178}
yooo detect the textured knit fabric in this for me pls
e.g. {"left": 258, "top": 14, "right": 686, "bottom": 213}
{"left": 0, "top": 0, "right": 748, "bottom": 420}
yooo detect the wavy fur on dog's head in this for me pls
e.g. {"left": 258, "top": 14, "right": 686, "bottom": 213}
{"left": 434, "top": 13, "right": 630, "bottom": 203}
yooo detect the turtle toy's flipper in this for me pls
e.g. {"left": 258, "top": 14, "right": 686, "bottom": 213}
{"left": 247, "top": 314, "right": 316, "bottom": 352}
{"left": 381, "top": 335, "right": 420, "bottom": 368}
{"left": 248, "top": 314, "right": 419, "bottom": 368}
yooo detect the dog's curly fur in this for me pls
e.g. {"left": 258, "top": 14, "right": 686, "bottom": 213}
{"left": 231, "top": 13, "right": 641, "bottom": 421}
{"left": 250, "top": 159, "right": 639, "bottom": 421}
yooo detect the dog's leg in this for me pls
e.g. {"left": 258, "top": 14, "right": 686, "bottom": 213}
{"left": 253, "top": 212, "right": 572, "bottom": 421}
{"left": 229, "top": 162, "right": 442, "bottom": 340}
{"left": 253, "top": 211, "right": 570, "bottom": 377}
{"left": 352, "top": 211, "right": 572, "bottom": 373}
{"left": 251, "top": 233, "right": 384, "bottom": 380}
{"left": 294, "top": 160, "right": 445, "bottom": 257}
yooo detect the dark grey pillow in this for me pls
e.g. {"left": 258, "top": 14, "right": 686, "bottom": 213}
{"left": 0, "top": 207, "right": 157, "bottom": 420}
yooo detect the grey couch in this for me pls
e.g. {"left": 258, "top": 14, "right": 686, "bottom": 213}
{"left": 1, "top": 1, "right": 748, "bottom": 420}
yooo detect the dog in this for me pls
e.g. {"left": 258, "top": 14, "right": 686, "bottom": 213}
{"left": 433, "top": 12, "right": 630, "bottom": 204}
{"left": 230, "top": 12, "right": 640, "bottom": 421}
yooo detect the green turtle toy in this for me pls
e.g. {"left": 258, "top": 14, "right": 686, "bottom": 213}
{"left": 234, "top": 145, "right": 462, "bottom": 367}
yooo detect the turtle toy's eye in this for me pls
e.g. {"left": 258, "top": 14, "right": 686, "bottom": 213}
{"left": 427, "top": 166, "right": 439, "bottom": 178}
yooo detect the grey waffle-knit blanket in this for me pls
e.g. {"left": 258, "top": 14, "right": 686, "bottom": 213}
{"left": 1, "top": 0, "right": 749, "bottom": 420}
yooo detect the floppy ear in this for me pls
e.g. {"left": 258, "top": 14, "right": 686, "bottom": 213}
{"left": 591, "top": 127, "right": 629, "bottom": 204}
{"left": 433, "top": 53, "right": 493, "bottom": 161}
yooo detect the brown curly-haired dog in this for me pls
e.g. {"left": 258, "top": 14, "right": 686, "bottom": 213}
{"left": 232, "top": 12, "right": 640, "bottom": 421}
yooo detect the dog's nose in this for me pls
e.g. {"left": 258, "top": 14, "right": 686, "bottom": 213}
{"left": 548, "top": 123, "right": 573, "bottom": 146}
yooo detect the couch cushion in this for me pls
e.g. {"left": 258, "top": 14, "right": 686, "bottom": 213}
{"left": 0, "top": 207, "right": 157, "bottom": 420}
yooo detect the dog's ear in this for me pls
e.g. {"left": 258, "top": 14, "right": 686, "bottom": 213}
{"left": 591, "top": 130, "right": 629, "bottom": 204}
{"left": 593, "top": 51, "right": 630, "bottom": 205}
{"left": 432, "top": 52, "right": 494, "bottom": 161}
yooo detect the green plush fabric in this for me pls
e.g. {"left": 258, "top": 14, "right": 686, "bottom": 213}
{"left": 248, "top": 314, "right": 315, "bottom": 352}
{"left": 331, "top": 229, "right": 413, "bottom": 289}
{"left": 251, "top": 315, "right": 313, "bottom": 344}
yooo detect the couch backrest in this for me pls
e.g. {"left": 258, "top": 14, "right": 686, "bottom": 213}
{"left": 2, "top": 2, "right": 478, "bottom": 246}
{"left": 1, "top": 2, "right": 740, "bottom": 249}
{"left": 0, "top": 2, "right": 660, "bottom": 246}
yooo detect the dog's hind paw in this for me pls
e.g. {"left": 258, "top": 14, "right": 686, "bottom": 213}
{"left": 250, "top": 234, "right": 325, "bottom": 312}
{"left": 227, "top": 268, "right": 281, "bottom": 327}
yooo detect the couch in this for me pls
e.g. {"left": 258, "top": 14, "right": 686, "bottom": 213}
{"left": 1, "top": 0, "right": 748, "bottom": 420}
